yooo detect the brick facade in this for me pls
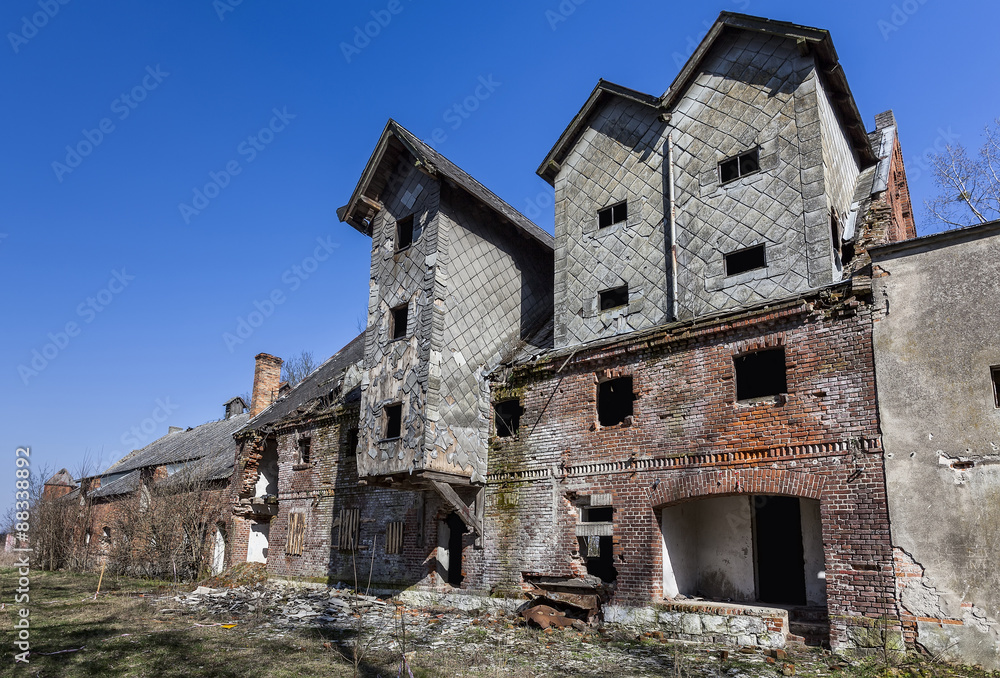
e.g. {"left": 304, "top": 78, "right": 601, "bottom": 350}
{"left": 481, "top": 287, "right": 899, "bottom": 649}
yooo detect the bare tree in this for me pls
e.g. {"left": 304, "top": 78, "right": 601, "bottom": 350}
{"left": 927, "top": 118, "right": 1000, "bottom": 228}
{"left": 281, "top": 350, "right": 316, "bottom": 388}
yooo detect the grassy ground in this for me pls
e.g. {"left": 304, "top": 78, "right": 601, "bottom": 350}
{"left": 0, "top": 568, "right": 997, "bottom": 677}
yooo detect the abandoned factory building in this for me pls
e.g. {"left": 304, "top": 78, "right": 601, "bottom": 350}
{"left": 63, "top": 11, "right": 1000, "bottom": 665}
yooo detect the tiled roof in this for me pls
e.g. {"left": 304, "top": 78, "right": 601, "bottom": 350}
{"left": 102, "top": 412, "right": 249, "bottom": 476}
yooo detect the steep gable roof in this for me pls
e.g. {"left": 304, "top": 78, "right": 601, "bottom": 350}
{"left": 338, "top": 119, "right": 554, "bottom": 250}
{"left": 537, "top": 11, "right": 875, "bottom": 184}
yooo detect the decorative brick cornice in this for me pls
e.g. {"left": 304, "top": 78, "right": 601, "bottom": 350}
{"left": 488, "top": 438, "right": 880, "bottom": 485}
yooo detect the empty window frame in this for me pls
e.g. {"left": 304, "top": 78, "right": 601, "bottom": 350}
{"left": 385, "top": 521, "right": 405, "bottom": 555}
{"left": 598, "top": 201, "right": 628, "bottom": 228}
{"left": 297, "top": 437, "right": 311, "bottom": 465}
{"left": 599, "top": 284, "right": 629, "bottom": 311}
{"left": 493, "top": 399, "right": 523, "bottom": 437}
{"left": 346, "top": 427, "right": 359, "bottom": 456}
{"left": 725, "top": 244, "right": 767, "bottom": 276}
{"left": 719, "top": 148, "right": 760, "bottom": 184}
{"left": 286, "top": 511, "right": 305, "bottom": 556}
{"left": 390, "top": 304, "right": 408, "bottom": 340}
{"left": 384, "top": 403, "right": 402, "bottom": 439}
{"left": 734, "top": 348, "right": 787, "bottom": 401}
{"left": 597, "top": 376, "right": 635, "bottom": 426}
{"left": 992, "top": 366, "right": 1000, "bottom": 408}
{"left": 396, "top": 215, "right": 414, "bottom": 250}
{"left": 338, "top": 508, "right": 360, "bottom": 551}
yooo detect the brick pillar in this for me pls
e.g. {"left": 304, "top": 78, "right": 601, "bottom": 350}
{"left": 250, "top": 353, "right": 283, "bottom": 418}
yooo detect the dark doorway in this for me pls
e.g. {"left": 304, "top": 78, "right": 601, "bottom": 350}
{"left": 754, "top": 496, "right": 806, "bottom": 605}
{"left": 446, "top": 512, "right": 466, "bottom": 587}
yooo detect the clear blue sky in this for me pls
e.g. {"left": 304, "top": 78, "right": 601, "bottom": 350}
{"left": 2, "top": 0, "right": 997, "bottom": 512}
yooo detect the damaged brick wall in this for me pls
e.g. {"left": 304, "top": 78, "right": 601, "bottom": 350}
{"left": 484, "top": 287, "right": 899, "bottom": 651}
{"left": 262, "top": 408, "right": 437, "bottom": 588}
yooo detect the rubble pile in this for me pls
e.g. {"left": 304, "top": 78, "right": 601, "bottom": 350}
{"left": 152, "top": 583, "right": 852, "bottom": 677}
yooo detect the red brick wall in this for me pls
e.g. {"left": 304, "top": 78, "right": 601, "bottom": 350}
{"left": 480, "top": 287, "right": 898, "bottom": 649}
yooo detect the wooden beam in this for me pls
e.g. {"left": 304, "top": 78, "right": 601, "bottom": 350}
{"left": 431, "top": 480, "right": 480, "bottom": 534}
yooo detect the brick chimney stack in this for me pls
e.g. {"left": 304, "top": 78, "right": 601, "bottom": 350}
{"left": 250, "top": 353, "right": 283, "bottom": 418}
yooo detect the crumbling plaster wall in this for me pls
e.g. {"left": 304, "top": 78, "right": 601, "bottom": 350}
{"left": 872, "top": 227, "right": 1000, "bottom": 669}
{"left": 671, "top": 32, "right": 836, "bottom": 317}
{"left": 552, "top": 96, "right": 669, "bottom": 349}
{"left": 429, "top": 184, "right": 554, "bottom": 481}
{"left": 359, "top": 155, "right": 440, "bottom": 477}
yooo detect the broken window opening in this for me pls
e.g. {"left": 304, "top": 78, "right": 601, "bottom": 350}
{"left": 390, "top": 304, "right": 408, "bottom": 341}
{"left": 386, "top": 521, "right": 405, "bottom": 555}
{"left": 734, "top": 348, "right": 787, "bottom": 401}
{"left": 254, "top": 437, "right": 279, "bottom": 498}
{"left": 725, "top": 244, "right": 767, "bottom": 276}
{"left": 599, "top": 284, "right": 629, "bottom": 311}
{"left": 395, "top": 215, "right": 414, "bottom": 250}
{"left": 597, "top": 376, "right": 635, "bottom": 427}
{"left": 598, "top": 201, "right": 628, "bottom": 228}
{"left": 384, "top": 403, "right": 402, "bottom": 440}
{"left": 992, "top": 366, "right": 1000, "bottom": 408}
{"left": 347, "top": 427, "right": 359, "bottom": 456}
{"left": 297, "top": 437, "right": 311, "bottom": 465}
{"left": 580, "top": 505, "right": 617, "bottom": 583}
{"left": 493, "top": 399, "right": 523, "bottom": 437}
{"left": 719, "top": 148, "right": 760, "bottom": 184}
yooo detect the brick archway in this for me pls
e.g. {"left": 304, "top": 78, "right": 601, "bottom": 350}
{"left": 649, "top": 468, "right": 826, "bottom": 507}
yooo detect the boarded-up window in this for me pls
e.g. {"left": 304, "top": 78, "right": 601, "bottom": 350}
{"left": 386, "top": 521, "right": 404, "bottom": 554}
{"left": 286, "top": 511, "right": 305, "bottom": 556}
{"left": 338, "top": 508, "right": 360, "bottom": 551}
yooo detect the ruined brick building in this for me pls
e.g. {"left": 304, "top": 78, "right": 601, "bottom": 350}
{"left": 227, "top": 11, "right": 923, "bottom": 653}
{"left": 57, "top": 11, "right": 1000, "bottom": 664}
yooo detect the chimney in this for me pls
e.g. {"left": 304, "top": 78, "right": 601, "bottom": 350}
{"left": 250, "top": 353, "right": 283, "bottom": 418}
{"left": 874, "top": 110, "right": 897, "bottom": 130}
{"left": 168, "top": 426, "right": 184, "bottom": 435}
